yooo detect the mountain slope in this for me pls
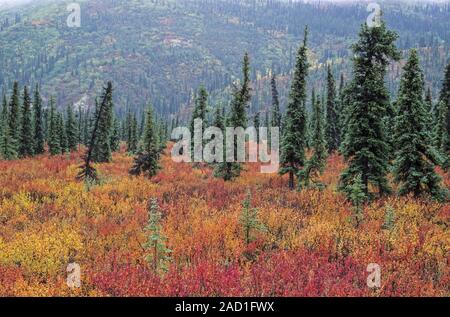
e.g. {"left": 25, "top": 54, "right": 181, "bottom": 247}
{"left": 0, "top": 0, "right": 449, "bottom": 118}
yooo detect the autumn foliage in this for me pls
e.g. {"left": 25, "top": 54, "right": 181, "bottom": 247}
{"left": 0, "top": 146, "right": 448, "bottom": 297}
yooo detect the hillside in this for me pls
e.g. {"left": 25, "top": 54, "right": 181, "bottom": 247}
{"left": 0, "top": 0, "right": 449, "bottom": 118}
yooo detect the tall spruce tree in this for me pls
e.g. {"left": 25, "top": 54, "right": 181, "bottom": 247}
{"left": 435, "top": 63, "right": 450, "bottom": 168}
{"left": 215, "top": 53, "right": 252, "bottom": 181}
{"left": 19, "top": 86, "right": 34, "bottom": 157}
{"left": 77, "top": 106, "right": 83, "bottom": 148}
{"left": 33, "top": 84, "right": 45, "bottom": 155}
{"left": 280, "top": 26, "right": 309, "bottom": 190}
{"left": 425, "top": 87, "right": 434, "bottom": 132}
{"left": 271, "top": 73, "right": 282, "bottom": 129}
{"left": 66, "top": 104, "right": 78, "bottom": 152}
{"left": 253, "top": 111, "right": 260, "bottom": 143}
{"left": 78, "top": 82, "right": 113, "bottom": 181}
{"left": 110, "top": 116, "right": 121, "bottom": 152}
{"left": 48, "top": 98, "right": 61, "bottom": 155}
{"left": 189, "top": 86, "right": 209, "bottom": 160}
{"left": 8, "top": 81, "right": 20, "bottom": 153}
{"left": 127, "top": 112, "right": 138, "bottom": 153}
{"left": 340, "top": 21, "right": 400, "bottom": 200}
{"left": 92, "top": 87, "right": 114, "bottom": 162}
{"left": 130, "top": 104, "right": 160, "bottom": 178}
{"left": 0, "top": 94, "right": 17, "bottom": 160}
{"left": 325, "top": 65, "right": 340, "bottom": 153}
{"left": 83, "top": 108, "right": 90, "bottom": 146}
{"left": 299, "top": 96, "right": 327, "bottom": 189}
{"left": 213, "top": 105, "right": 227, "bottom": 175}
{"left": 393, "top": 50, "right": 447, "bottom": 200}
{"left": 57, "top": 112, "right": 68, "bottom": 154}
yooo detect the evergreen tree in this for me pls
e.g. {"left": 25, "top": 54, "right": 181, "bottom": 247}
{"left": 19, "top": 86, "right": 34, "bottom": 157}
{"left": 306, "top": 88, "right": 316, "bottom": 149}
{"left": 280, "top": 26, "right": 309, "bottom": 190}
{"left": 127, "top": 112, "right": 138, "bottom": 153}
{"left": 271, "top": 73, "right": 282, "bottom": 129}
{"left": 393, "top": 50, "right": 446, "bottom": 200}
{"left": 340, "top": 21, "right": 400, "bottom": 200}
{"left": 110, "top": 116, "right": 121, "bottom": 152}
{"left": 83, "top": 108, "right": 90, "bottom": 146}
{"left": 253, "top": 111, "right": 260, "bottom": 143}
{"left": 33, "top": 84, "right": 45, "bottom": 155}
{"left": 229, "top": 52, "right": 251, "bottom": 129}
{"left": 144, "top": 198, "right": 171, "bottom": 273}
{"left": 57, "top": 112, "right": 68, "bottom": 154}
{"left": 130, "top": 104, "right": 160, "bottom": 178}
{"left": 215, "top": 53, "right": 252, "bottom": 181}
{"left": 0, "top": 94, "right": 17, "bottom": 160}
{"left": 299, "top": 97, "right": 327, "bottom": 189}
{"left": 325, "top": 65, "right": 340, "bottom": 153}
{"left": 142, "top": 105, "right": 156, "bottom": 153}
{"left": 77, "top": 106, "right": 83, "bottom": 147}
{"left": 425, "top": 87, "right": 434, "bottom": 132}
{"left": 158, "top": 119, "right": 167, "bottom": 151}
{"left": 213, "top": 105, "right": 228, "bottom": 176}
{"left": 189, "top": 86, "right": 209, "bottom": 160}
{"left": 66, "top": 104, "right": 78, "bottom": 152}
{"left": 435, "top": 63, "right": 450, "bottom": 168}
{"left": 92, "top": 86, "right": 114, "bottom": 162}
{"left": 78, "top": 82, "right": 113, "bottom": 182}
{"left": 348, "top": 174, "right": 366, "bottom": 228}
{"left": 48, "top": 98, "right": 61, "bottom": 155}
{"left": 240, "top": 190, "right": 264, "bottom": 246}
{"left": 8, "top": 81, "right": 20, "bottom": 153}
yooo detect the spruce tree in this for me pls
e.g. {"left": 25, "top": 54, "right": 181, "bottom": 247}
{"left": 130, "top": 104, "right": 160, "bottom": 178}
{"left": 229, "top": 52, "right": 251, "bottom": 129}
{"left": 189, "top": 86, "right": 209, "bottom": 160}
{"left": 144, "top": 198, "right": 171, "bottom": 273}
{"left": 19, "top": 86, "right": 34, "bottom": 157}
{"left": 340, "top": 21, "right": 400, "bottom": 200}
{"left": 92, "top": 87, "right": 114, "bottom": 162}
{"left": 110, "top": 116, "right": 121, "bottom": 152}
{"left": 83, "top": 108, "right": 90, "bottom": 146}
{"left": 127, "top": 112, "right": 138, "bottom": 153}
{"left": 0, "top": 94, "right": 17, "bottom": 160}
{"left": 435, "top": 63, "right": 450, "bottom": 168}
{"left": 271, "top": 73, "right": 282, "bottom": 129}
{"left": 240, "top": 190, "right": 264, "bottom": 246}
{"left": 280, "top": 26, "right": 309, "bottom": 190}
{"left": 66, "top": 104, "right": 78, "bottom": 152}
{"left": 393, "top": 50, "right": 447, "bottom": 200}
{"left": 425, "top": 87, "right": 434, "bottom": 132}
{"left": 33, "top": 84, "right": 45, "bottom": 155}
{"left": 325, "top": 65, "right": 340, "bottom": 153}
{"left": 8, "top": 81, "right": 20, "bottom": 153}
{"left": 299, "top": 97, "right": 327, "bottom": 189}
{"left": 253, "top": 111, "right": 260, "bottom": 143}
{"left": 77, "top": 106, "right": 83, "bottom": 147}
{"left": 213, "top": 105, "right": 228, "bottom": 176}
{"left": 306, "top": 88, "right": 316, "bottom": 149}
{"left": 336, "top": 73, "right": 346, "bottom": 146}
{"left": 48, "top": 98, "right": 61, "bottom": 156}
{"left": 57, "top": 112, "right": 68, "bottom": 154}
{"left": 142, "top": 105, "right": 156, "bottom": 153}
{"left": 78, "top": 82, "right": 113, "bottom": 182}
{"left": 215, "top": 53, "right": 252, "bottom": 181}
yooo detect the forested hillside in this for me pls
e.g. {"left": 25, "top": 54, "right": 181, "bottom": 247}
{"left": 0, "top": 0, "right": 449, "bottom": 120}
